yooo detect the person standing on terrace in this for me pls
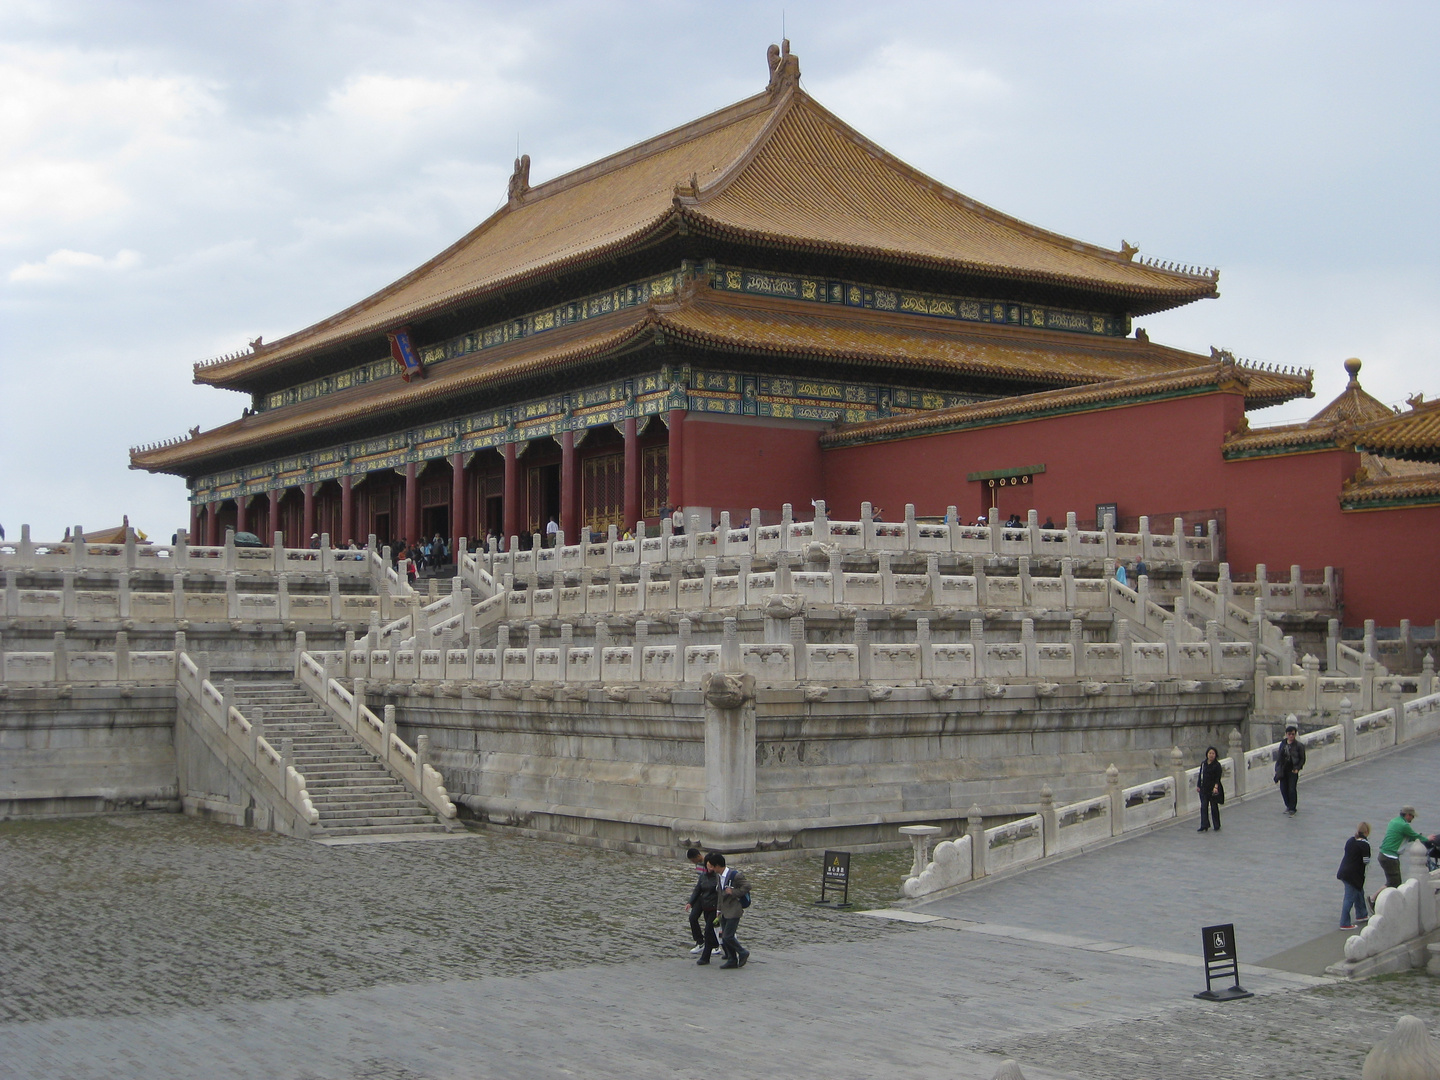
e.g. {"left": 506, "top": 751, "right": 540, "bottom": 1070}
{"left": 1196, "top": 747, "right": 1223, "bottom": 832}
{"left": 1337, "top": 822, "right": 1371, "bottom": 929}
{"left": 1273, "top": 719, "right": 1306, "bottom": 815}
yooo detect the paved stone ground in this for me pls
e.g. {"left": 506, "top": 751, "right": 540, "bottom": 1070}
{"left": 2, "top": 736, "right": 1438, "bottom": 1079}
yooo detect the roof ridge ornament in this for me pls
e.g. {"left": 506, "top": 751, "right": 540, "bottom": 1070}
{"left": 508, "top": 154, "right": 531, "bottom": 207}
{"left": 1119, "top": 240, "right": 1139, "bottom": 261}
{"left": 766, "top": 39, "right": 800, "bottom": 95}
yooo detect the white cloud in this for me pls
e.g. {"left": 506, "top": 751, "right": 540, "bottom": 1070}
{"left": 8, "top": 246, "right": 140, "bottom": 282}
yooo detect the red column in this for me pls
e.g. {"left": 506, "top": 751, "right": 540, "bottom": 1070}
{"left": 451, "top": 451, "right": 467, "bottom": 555}
{"left": 560, "top": 429, "right": 577, "bottom": 541}
{"left": 405, "top": 462, "right": 420, "bottom": 544}
{"left": 340, "top": 474, "right": 354, "bottom": 546}
{"left": 236, "top": 495, "right": 249, "bottom": 534}
{"left": 502, "top": 442, "right": 520, "bottom": 542}
{"left": 206, "top": 505, "right": 219, "bottom": 546}
{"left": 188, "top": 501, "right": 199, "bottom": 544}
{"left": 667, "top": 408, "right": 686, "bottom": 514}
{"left": 268, "top": 489, "right": 281, "bottom": 545}
{"left": 302, "top": 483, "right": 315, "bottom": 544}
{"left": 622, "top": 416, "right": 640, "bottom": 529}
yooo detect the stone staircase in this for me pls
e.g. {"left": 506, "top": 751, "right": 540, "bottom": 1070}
{"left": 230, "top": 681, "right": 451, "bottom": 838}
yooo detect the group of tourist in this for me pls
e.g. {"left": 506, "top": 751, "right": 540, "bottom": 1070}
{"left": 681, "top": 849, "right": 752, "bottom": 969}
{"left": 1194, "top": 723, "right": 1440, "bottom": 930}
{"left": 385, "top": 534, "right": 452, "bottom": 578}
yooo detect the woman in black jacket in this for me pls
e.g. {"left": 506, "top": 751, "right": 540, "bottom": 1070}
{"left": 1197, "top": 746, "right": 1224, "bottom": 832}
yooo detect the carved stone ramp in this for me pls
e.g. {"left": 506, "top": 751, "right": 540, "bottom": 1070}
{"left": 229, "top": 681, "right": 451, "bottom": 839}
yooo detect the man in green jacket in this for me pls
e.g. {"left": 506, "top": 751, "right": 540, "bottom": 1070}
{"left": 1377, "top": 806, "right": 1438, "bottom": 889}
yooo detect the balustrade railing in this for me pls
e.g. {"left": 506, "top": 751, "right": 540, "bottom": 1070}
{"left": 903, "top": 689, "right": 1440, "bottom": 900}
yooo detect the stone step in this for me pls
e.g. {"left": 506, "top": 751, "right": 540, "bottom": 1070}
{"left": 309, "top": 788, "right": 417, "bottom": 802}
{"left": 319, "top": 822, "right": 451, "bottom": 837}
{"left": 321, "top": 812, "right": 437, "bottom": 829}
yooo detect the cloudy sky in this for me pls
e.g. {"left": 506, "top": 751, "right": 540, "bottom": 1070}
{"left": 1, "top": 1, "right": 1436, "bottom": 540}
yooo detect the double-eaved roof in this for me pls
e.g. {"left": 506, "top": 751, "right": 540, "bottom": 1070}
{"left": 190, "top": 46, "right": 1217, "bottom": 393}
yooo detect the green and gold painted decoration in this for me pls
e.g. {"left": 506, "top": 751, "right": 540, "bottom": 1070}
{"left": 194, "top": 364, "right": 993, "bottom": 504}
{"left": 709, "top": 264, "right": 1128, "bottom": 338}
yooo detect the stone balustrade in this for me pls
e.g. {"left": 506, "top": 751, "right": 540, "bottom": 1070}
{"left": 469, "top": 502, "right": 1221, "bottom": 578}
{"left": 175, "top": 651, "right": 319, "bottom": 828}
{"left": 0, "top": 631, "right": 176, "bottom": 685}
{"left": 0, "top": 571, "right": 383, "bottom": 625}
{"left": 293, "top": 647, "right": 457, "bottom": 822}
{"left": 1256, "top": 653, "right": 1435, "bottom": 717}
{"left": 902, "top": 690, "right": 1440, "bottom": 900}
{"left": 316, "top": 612, "right": 1255, "bottom": 689}
{"left": 0, "top": 525, "right": 383, "bottom": 581}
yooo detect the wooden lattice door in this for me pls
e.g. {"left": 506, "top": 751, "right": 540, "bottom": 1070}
{"left": 583, "top": 453, "right": 624, "bottom": 533}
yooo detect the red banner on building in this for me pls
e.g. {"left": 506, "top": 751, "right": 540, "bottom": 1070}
{"left": 388, "top": 328, "right": 424, "bottom": 382}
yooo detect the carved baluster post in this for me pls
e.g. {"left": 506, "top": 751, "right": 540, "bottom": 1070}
{"left": 1039, "top": 785, "right": 1057, "bottom": 857}
{"left": 1227, "top": 728, "right": 1246, "bottom": 798}
{"left": 967, "top": 805, "right": 986, "bottom": 878}
{"left": 1106, "top": 764, "right": 1123, "bottom": 836}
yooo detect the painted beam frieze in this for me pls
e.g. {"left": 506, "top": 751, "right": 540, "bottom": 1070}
{"left": 191, "top": 364, "right": 990, "bottom": 505}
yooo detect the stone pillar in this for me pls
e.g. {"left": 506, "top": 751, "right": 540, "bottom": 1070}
{"left": 302, "top": 483, "right": 315, "bottom": 546}
{"left": 1227, "top": 728, "right": 1246, "bottom": 797}
{"left": 1038, "top": 785, "right": 1057, "bottom": 857}
{"left": 666, "top": 408, "right": 686, "bottom": 512}
{"left": 900, "top": 824, "right": 943, "bottom": 877}
{"left": 1170, "top": 746, "right": 1187, "bottom": 816}
{"left": 268, "top": 488, "right": 281, "bottom": 544}
{"left": 1106, "top": 764, "right": 1123, "bottom": 836}
{"left": 236, "top": 494, "right": 249, "bottom": 534}
{"left": 1339, "top": 696, "right": 1357, "bottom": 760}
{"left": 340, "top": 473, "right": 355, "bottom": 546}
{"left": 967, "top": 806, "right": 986, "bottom": 878}
{"left": 404, "top": 461, "right": 419, "bottom": 545}
{"left": 560, "top": 429, "right": 577, "bottom": 542}
{"left": 502, "top": 442, "right": 520, "bottom": 543}
{"left": 622, "top": 416, "right": 640, "bottom": 530}
{"left": 451, "top": 451, "right": 467, "bottom": 557}
{"left": 703, "top": 672, "right": 755, "bottom": 823}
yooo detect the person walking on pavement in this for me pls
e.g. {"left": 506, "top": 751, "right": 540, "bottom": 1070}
{"left": 1377, "top": 806, "right": 1439, "bottom": 890}
{"left": 682, "top": 848, "right": 709, "bottom": 956}
{"left": 1196, "top": 746, "right": 1224, "bottom": 832}
{"left": 1337, "top": 822, "right": 1372, "bottom": 929}
{"left": 686, "top": 854, "right": 720, "bottom": 965}
{"left": 1273, "top": 718, "right": 1306, "bottom": 814}
{"left": 706, "top": 853, "right": 751, "bottom": 969}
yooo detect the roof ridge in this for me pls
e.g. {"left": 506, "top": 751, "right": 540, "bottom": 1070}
{"left": 517, "top": 90, "right": 779, "bottom": 208}
{"left": 771, "top": 91, "right": 1213, "bottom": 283}
{"left": 679, "top": 84, "right": 802, "bottom": 206}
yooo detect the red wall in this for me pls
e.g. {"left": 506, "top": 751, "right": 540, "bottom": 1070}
{"left": 684, "top": 414, "right": 825, "bottom": 522}
{"left": 821, "top": 391, "right": 1440, "bottom": 627}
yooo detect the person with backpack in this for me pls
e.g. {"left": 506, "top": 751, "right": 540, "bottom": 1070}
{"left": 705, "top": 852, "right": 751, "bottom": 969}
{"left": 1273, "top": 718, "right": 1306, "bottom": 815}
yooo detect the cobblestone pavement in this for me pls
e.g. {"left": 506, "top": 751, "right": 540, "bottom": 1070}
{"left": 3, "top": 736, "right": 1440, "bottom": 1078}
{"left": 0, "top": 814, "right": 908, "bottom": 1023}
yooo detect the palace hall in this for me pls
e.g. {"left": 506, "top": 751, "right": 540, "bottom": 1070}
{"left": 132, "top": 44, "right": 1321, "bottom": 559}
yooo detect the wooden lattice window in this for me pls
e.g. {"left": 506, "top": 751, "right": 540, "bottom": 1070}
{"left": 641, "top": 445, "right": 668, "bottom": 518}
{"left": 583, "top": 453, "right": 624, "bottom": 532}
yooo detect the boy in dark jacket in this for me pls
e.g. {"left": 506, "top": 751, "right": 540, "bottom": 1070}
{"left": 1337, "top": 822, "right": 1371, "bottom": 929}
{"left": 686, "top": 852, "right": 720, "bottom": 964}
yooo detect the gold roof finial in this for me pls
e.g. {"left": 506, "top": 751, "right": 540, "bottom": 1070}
{"left": 1344, "top": 357, "right": 1362, "bottom": 385}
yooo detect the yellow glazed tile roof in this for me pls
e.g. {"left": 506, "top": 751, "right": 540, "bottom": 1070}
{"left": 820, "top": 359, "right": 1308, "bottom": 448}
{"left": 134, "top": 312, "right": 655, "bottom": 471}
{"left": 1351, "top": 396, "right": 1440, "bottom": 462}
{"left": 195, "top": 56, "right": 1215, "bottom": 388}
